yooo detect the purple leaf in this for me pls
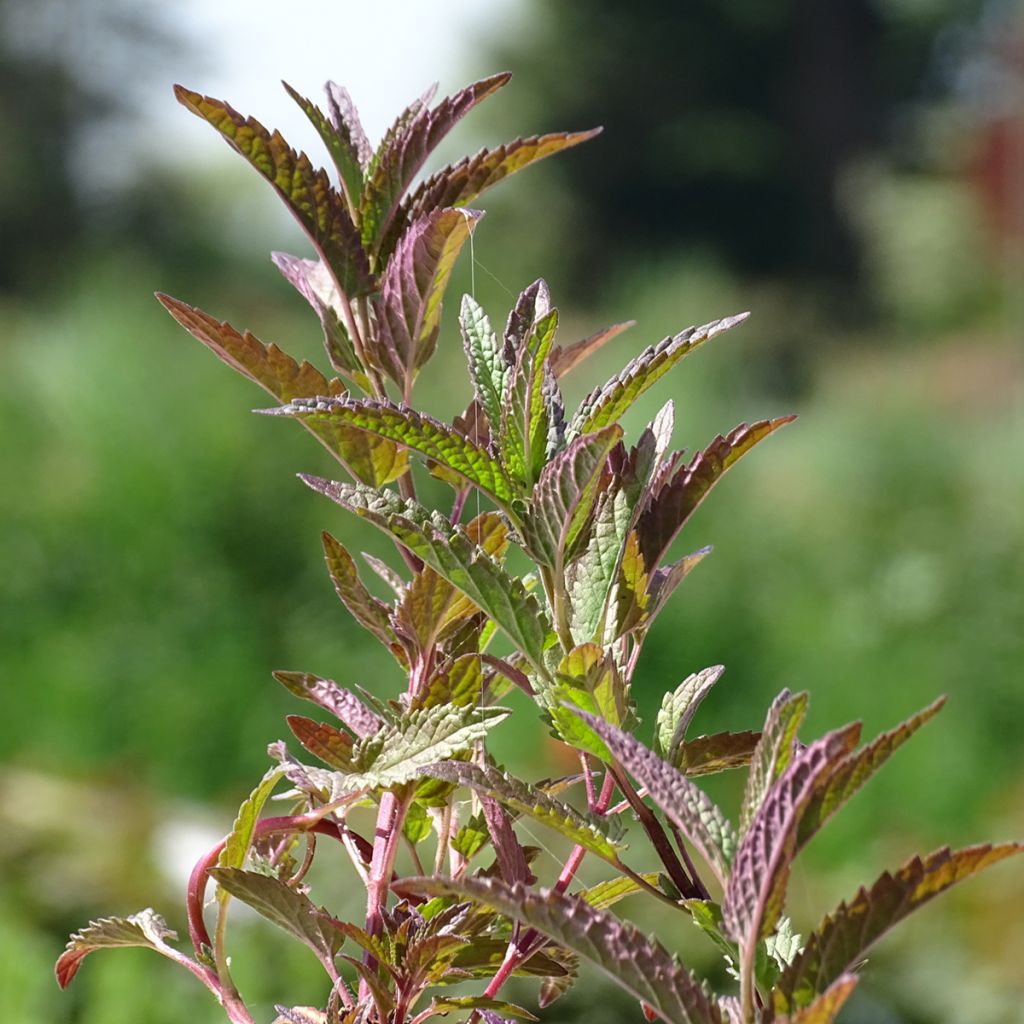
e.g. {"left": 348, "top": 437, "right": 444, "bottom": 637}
{"left": 638, "top": 416, "right": 796, "bottom": 572}
{"left": 550, "top": 319, "right": 636, "bottom": 380}
{"left": 287, "top": 715, "right": 357, "bottom": 771}
{"left": 273, "top": 670, "right": 382, "bottom": 739}
{"left": 326, "top": 82, "right": 372, "bottom": 170}
{"left": 571, "top": 708, "right": 735, "bottom": 887}
{"left": 480, "top": 793, "right": 534, "bottom": 886}
{"left": 372, "top": 207, "right": 482, "bottom": 386}
{"left": 677, "top": 731, "right": 762, "bottom": 778}
{"left": 774, "top": 843, "right": 1024, "bottom": 1014}
{"left": 174, "top": 86, "right": 373, "bottom": 298}
{"left": 403, "top": 876, "right": 723, "bottom": 1024}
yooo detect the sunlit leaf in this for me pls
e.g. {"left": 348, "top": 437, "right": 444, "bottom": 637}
{"left": 287, "top": 715, "right": 357, "bottom": 771}
{"left": 777, "top": 974, "right": 859, "bottom": 1023}
{"left": 577, "top": 874, "right": 660, "bottom": 911}
{"left": 461, "top": 295, "right": 511, "bottom": 438}
{"left": 429, "top": 996, "right": 538, "bottom": 1021}
{"left": 56, "top": 910, "right": 178, "bottom": 989}
{"left": 654, "top": 667, "right": 726, "bottom": 761}
{"left": 274, "top": 670, "right": 383, "bottom": 739}
{"left": 550, "top": 320, "right": 636, "bottom": 380}
{"left": 219, "top": 766, "right": 284, "bottom": 874}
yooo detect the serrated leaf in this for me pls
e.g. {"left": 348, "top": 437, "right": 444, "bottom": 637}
{"left": 321, "top": 531, "right": 398, "bottom": 654}
{"left": 430, "top": 996, "right": 538, "bottom": 1021}
{"left": 360, "top": 73, "right": 510, "bottom": 256}
{"left": 326, "top": 82, "right": 372, "bottom": 170}
{"left": 572, "top": 709, "right": 735, "bottom": 886}
{"left": 654, "top": 667, "right": 726, "bottom": 761}
{"left": 373, "top": 208, "right": 482, "bottom": 386}
{"left": 795, "top": 698, "right": 945, "bottom": 851}
{"left": 277, "top": 399, "right": 516, "bottom": 509}
{"left": 403, "top": 800, "right": 433, "bottom": 844}
{"left": 461, "top": 295, "right": 510, "bottom": 438}
{"left": 638, "top": 416, "right": 796, "bottom": 571}
{"left": 774, "top": 843, "right": 1024, "bottom": 1013}
{"left": 740, "top": 691, "right": 812, "bottom": 836}
{"left": 301, "top": 477, "right": 554, "bottom": 675}
{"left": 605, "top": 529, "right": 650, "bottom": 641}
{"left": 337, "top": 704, "right": 509, "bottom": 792}
{"left": 521, "top": 426, "right": 622, "bottom": 568}
{"left": 480, "top": 792, "right": 534, "bottom": 885}
{"left": 778, "top": 974, "right": 858, "bottom": 1023}
{"left": 569, "top": 314, "right": 748, "bottom": 439}
{"left": 56, "top": 910, "right": 177, "bottom": 989}
{"left": 219, "top": 767, "right": 284, "bottom": 876}
{"left": 174, "top": 86, "right": 372, "bottom": 297}
{"left": 577, "top": 874, "right": 660, "bottom": 911}
{"left": 645, "top": 548, "right": 712, "bottom": 624}
{"left": 404, "top": 876, "right": 722, "bottom": 1024}
{"left": 452, "top": 810, "right": 490, "bottom": 860}
{"left": 274, "top": 669, "right": 382, "bottom": 738}
{"left": 422, "top": 761, "right": 625, "bottom": 860}
{"left": 678, "top": 731, "right": 761, "bottom": 777}
{"left": 723, "top": 726, "right": 861, "bottom": 960}
{"left": 551, "top": 320, "right": 636, "bottom": 380}
{"left": 411, "top": 656, "right": 484, "bottom": 712}
{"left": 209, "top": 867, "right": 342, "bottom": 963}
{"left": 287, "top": 715, "right": 357, "bottom": 771}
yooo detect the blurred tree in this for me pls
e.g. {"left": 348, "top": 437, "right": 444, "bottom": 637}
{"left": 492, "top": 0, "right": 984, "bottom": 316}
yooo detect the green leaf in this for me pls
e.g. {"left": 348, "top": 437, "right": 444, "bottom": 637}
{"left": 521, "top": 426, "right": 623, "bottom": 568}
{"left": 577, "top": 874, "right": 660, "bottom": 912}
{"left": 677, "top": 731, "right": 761, "bottom": 777}
{"left": 654, "top": 667, "right": 726, "bottom": 760}
{"left": 372, "top": 208, "right": 482, "bottom": 386}
{"left": 56, "top": 910, "right": 178, "bottom": 989}
{"left": 774, "top": 843, "right": 1024, "bottom": 1014}
{"left": 460, "top": 295, "right": 510, "bottom": 437}
{"left": 569, "top": 313, "right": 748, "bottom": 439}
{"left": 430, "top": 996, "right": 538, "bottom": 1021}
{"left": 209, "top": 867, "right": 342, "bottom": 964}
{"left": 777, "top": 975, "right": 859, "bottom": 1023}
{"left": 739, "top": 690, "right": 811, "bottom": 836}
{"left": 411, "top": 655, "right": 485, "bottom": 712}
{"left": 174, "top": 86, "right": 372, "bottom": 297}
{"left": 795, "top": 698, "right": 945, "bottom": 851}
{"left": 452, "top": 810, "right": 491, "bottom": 860}
{"left": 404, "top": 876, "right": 723, "bottom": 1024}
{"left": 321, "top": 531, "right": 398, "bottom": 653}
{"left": 301, "top": 477, "right": 554, "bottom": 675}
{"left": 218, "top": 766, "right": 284, "bottom": 876}
{"left": 403, "top": 800, "right": 433, "bottom": 844}
{"left": 638, "top": 416, "right": 796, "bottom": 572}
{"left": 276, "top": 399, "right": 516, "bottom": 510}
{"left": 421, "top": 761, "right": 625, "bottom": 860}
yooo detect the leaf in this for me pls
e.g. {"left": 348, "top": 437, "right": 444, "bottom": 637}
{"left": 521, "top": 426, "right": 622, "bottom": 568}
{"left": 421, "top": 761, "right": 625, "bottom": 860}
{"left": 638, "top": 416, "right": 796, "bottom": 571}
{"left": 274, "top": 669, "right": 383, "bottom": 739}
{"left": 778, "top": 975, "right": 859, "bottom": 1023}
{"left": 452, "top": 811, "right": 490, "bottom": 860}
{"left": 209, "top": 867, "right": 342, "bottom": 964}
{"left": 287, "top": 715, "right": 357, "bottom": 771}
{"left": 551, "top": 320, "right": 636, "bottom": 379}
{"left": 722, "top": 726, "right": 861, "bottom": 957}
{"left": 645, "top": 548, "right": 713, "bottom": 625}
{"left": 174, "top": 86, "right": 372, "bottom": 298}
{"left": 300, "top": 478, "right": 554, "bottom": 675}
{"left": 480, "top": 793, "right": 534, "bottom": 885}
{"left": 654, "top": 667, "right": 726, "bottom": 761}
{"left": 577, "top": 874, "right": 660, "bottom": 911}
{"left": 321, "top": 531, "right": 399, "bottom": 654}
{"left": 56, "top": 910, "right": 178, "bottom": 989}
{"left": 404, "top": 876, "right": 723, "bottom": 1024}
{"left": 740, "top": 691, "right": 812, "bottom": 836}
{"left": 337, "top": 703, "right": 510, "bottom": 792}
{"left": 411, "top": 655, "right": 484, "bottom": 712}
{"left": 460, "top": 295, "right": 510, "bottom": 437}
{"left": 283, "top": 81, "right": 364, "bottom": 211}
{"left": 218, "top": 767, "right": 284, "bottom": 875}
{"left": 774, "top": 843, "right": 1024, "bottom": 1014}
{"left": 571, "top": 709, "right": 735, "bottom": 887}
{"left": 275, "top": 399, "right": 516, "bottom": 510}
{"left": 372, "top": 208, "right": 482, "bottom": 386}
{"left": 430, "top": 996, "right": 538, "bottom": 1021}
{"left": 795, "top": 697, "right": 945, "bottom": 851}
{"left": 569, "top": 313, "right": 748, "bottom": 439}
{"left": 360, "top": 73, "right": 511, "bottom": 255}
{"left": 677, "top": 731, "right": 761, "bottom": 778}
{"left": 326, "top": 82, "right": 372, "bottom": 170}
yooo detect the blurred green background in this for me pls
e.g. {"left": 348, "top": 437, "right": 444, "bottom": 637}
{"left": 3, "top": 1, "right": 1022, "bottom": 1021}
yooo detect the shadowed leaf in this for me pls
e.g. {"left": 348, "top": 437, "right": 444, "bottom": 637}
{"left": 774, "top": 843, "right": 1024, "bottom": 1013}
{"left": 429, "top": 996, "right": 537, "bottom": 1021}
{"left": 777, "top": 974, "right": 859, "bottom": 1023}
{"left": 678, "top": 731, "right": 761, "bottom": 777}
{"left": 577, "top": 874, "right": 660, "bottom": 911}
{"left": 56, "top": 910, "right": 178, "bottom": 989}
{"left": 404, "top": 876, "right": 722, "bottom": 1024}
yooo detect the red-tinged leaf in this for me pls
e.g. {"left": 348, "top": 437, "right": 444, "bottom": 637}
{"left": 774, "top": 843, "right": 1024, "bottom": 1014}
{"left": 403, "top": 876, "right": 723, "bottom": 1024}
{"left": 174, "top": 85, "right": 373, "bottom": 298}
{"left": 644, "top": 547, "right": 712, "bottom": 625}
{"left": 360, "top": 73, "right": 511, "bottom": 256}
{"left": 410, "top": 655, "right": 484, "bottom": 712}
{"left": 722, "top": 725, "right": 862, "bottom": 959}
{"left": 572, "top": 709, "right": 735, "bottom": 886}
{"left": 273, "top": 670, "right": 382, "bottom": 739}
{"left": 56, "top": 910, "right": 178, "bottom": 989}
{"left": 740, "top": 690, "right": 813, "bottom": 835}
{"left": 321, "top": 531, "right": 399, "bottom": 654}
{"left": 372, "top": 207, "right": 482, "bottom": 386}
{"left": 678, "top": 731, "right": 761, "bottom": 778}
{"left": 283, "top": 81, "right": 364, "bottom": 212}
{"left": 287, "top": 714, "right": 358, "bottom": 771}
{"left": 796, "top": 697, "right": 946, "bottom": 851}
{"left": 156, "top": 294, "right": 341, "bottom": 402}
{"left": 776, "top": 974, "right": 859, "bottom": 1023}
{"left": 569, "top": 313, "right": 748, "bottom": 439}
{"left": 521, "top": 426, "right": 622, "bottom": 568}
{"left": 430, "top": 996, "right": 538, "bottom": 1021}
{"left": 654, "top": 666, "right": 726, "bottom": 761}
{"left": 326, "top": 82, "right": 372, "bottom": 170}
{"left": 273, "top": 398, "right": 516, "bottom": 510}
{"left": 638, "top": 416, "right": 796, "bottom": 571}
{"left": 551, "top": 319, "right": 636, "bottom": 379}
{"left": 480, "top": 792, "right": 534, "bottom": 885}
